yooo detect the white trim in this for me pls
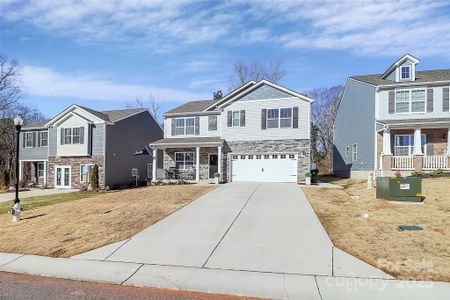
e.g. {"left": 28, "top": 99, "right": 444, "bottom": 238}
{"left": 400, "top": 65, "right": 411, "bottom": 80}
{"left": 208, "top": 153, "right": 219, "bottom": 179}
{"left": 203, "top": 81, "right": 257, "bottom": 111}
{"left": 54, "top": 165, "right": 72, "bottom": 188}
{"left": 24, "top": 132, "right": 33, "bottom": 148}
{"left": 46, "top": 105, "right": 107, "bottom": 127}
{"left": 174, "top": 151, "right": 195, "bottom": 170}
{"left": 39, "top": 130, "right": 48, "bottom": 147}
{"left": 352, "top": 143, "right": 358, "bottom": 162}
{"left": 381, "top": 54, "right": 420, "bottom": 79}
{"left": 394, "top": 88, "right": 427, "bottom": 114}
{"left": 231, "top": 110, "right": 241, "bottom": 127}
{"left": 80, "top": 163, "right": 95, "bottom": 183}
{"left": 266, "top": 107, "right": 293, "bottom": 129}
{"left": 393, "top": 133, "right": 427, "bottom": 156}
{"left": 37, "top": 162, "right": 45, "bottom": 178}
{"left": 174, "top": 116, "right": 196, "bottom": 135}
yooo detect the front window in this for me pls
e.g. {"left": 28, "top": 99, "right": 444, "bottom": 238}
{"left": 280, "top": 108, "right": 292, "bottom": 128}
{"left": 80, "top": 164, "right": 94, "bottom": 182}
{"left": 394, "top": 134, "right": 426, "bottom": 156}
{"left": 175, "top": 118, "right": 185, "bottom": 135}
{"left": 175, "top": 152, "right": 195, "bottom": 169}
{"left": 185, "top": 117, "right": 195, "bottom": 135}
{"left": 64, "top": 128, "right": 72, "bottom": 144}
{"left": 25, "top": 132, "right": 33, "bottom": 148}
{"left": 37, "top": 162, "right": 44, "bottom": 177}
{"left": 40, "top": 131, "right": 48, "bottom": 147}
{"left": 267, "top": 108, "right": 293, "bottom": 128}
{"left": 72, "top": 127, "right": 81, "bottom": 144}
{"left": 267, "top": 109, "right": 279, "bottom": 128}
{"left": 232, "top": 111, "right": 240, "bottom": 127}
{"left": 352, "top": 144, "right": 358, "bottom": 162}
{"left": 401, "top": 66, "right": 411, "bottom": 80}
{"left": 395, "top": 89, "right": 426, "bottom": 114}
{"left": 175, "top": 117, "right": 195, "bottom": 135}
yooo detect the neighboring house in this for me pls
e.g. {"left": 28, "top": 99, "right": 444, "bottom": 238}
{"left": 334, "top": 54, "right": 450, "bottom": 178}
{"left": 19, "top": 105, "right": 163, "bottom": 188}
{"left": 150, "top": 80, "right": 312, "bottom": 183}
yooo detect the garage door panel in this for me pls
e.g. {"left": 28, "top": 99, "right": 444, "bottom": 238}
{"left": 231, "top": 154, "right": 297, "bottom": 183}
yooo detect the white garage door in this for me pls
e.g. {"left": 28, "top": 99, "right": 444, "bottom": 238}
{"left": 231, "top": 153, "right": 298, "bottom": 182}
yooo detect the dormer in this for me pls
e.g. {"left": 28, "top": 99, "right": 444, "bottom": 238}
{"left": 381, "top": 54, "right": 420, "bottom": 82}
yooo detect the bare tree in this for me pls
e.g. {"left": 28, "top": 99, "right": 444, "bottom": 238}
{"left": 126, "top": 93, "right": 161, "bottom": 124}
{"left": 305, "top": 85, "right": 344, "bottom": 174}
{"left": 0, "top": 55, "right": 22, "bottom": 115}
{"left": 229, "top": 59, "right": 285, "bottom": 90}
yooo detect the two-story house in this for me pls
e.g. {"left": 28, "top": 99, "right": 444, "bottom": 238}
{"left": 19, "top": 105, "right": 163, "bottom": 188}
{"left": 150, "top": 80, "right": 312, "bottom": 183}
{"left": 334, "top": 54, "right": 450, "bottom": 178}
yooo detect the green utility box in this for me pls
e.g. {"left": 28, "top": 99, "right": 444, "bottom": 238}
{"left": 376, "top": 177, "right": 423, "bottom": 202}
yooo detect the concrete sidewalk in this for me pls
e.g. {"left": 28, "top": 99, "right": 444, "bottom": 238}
{"left": 0, "top": 188, "right": 78, "bottom": 203}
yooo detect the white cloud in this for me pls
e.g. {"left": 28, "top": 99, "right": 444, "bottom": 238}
{"left": 21, "top": 65, "right": 209, "bottom": 102}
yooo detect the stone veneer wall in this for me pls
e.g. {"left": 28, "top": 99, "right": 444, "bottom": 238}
{"left": 163, "top": 147, "right": 219, "bottom": 180}
{"left": 223, "top": 139, "right": 310, "bottom": 182}
{"left": 48, "top": 156, "right": 104, "bottom": 189}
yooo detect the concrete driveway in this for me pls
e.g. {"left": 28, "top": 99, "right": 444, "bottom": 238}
{"left": 75, "top": 182, "right": 333, "bottom": 275}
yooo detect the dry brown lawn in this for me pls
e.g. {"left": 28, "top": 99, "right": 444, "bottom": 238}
{"left": 0, "top": 185, "right": 214, "bottom": 258}
{"left": 303, "top": 177, "right": 450, "bottom": 282}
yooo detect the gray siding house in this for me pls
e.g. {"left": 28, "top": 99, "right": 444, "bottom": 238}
{"left": 19, "top": 105, "right": 163, "bottom": 188}
{"left": 334, "top": 54, "right": 450, "bottom": 178}
{"left": 150, "top": 80, "right": 313, "bottom": 183}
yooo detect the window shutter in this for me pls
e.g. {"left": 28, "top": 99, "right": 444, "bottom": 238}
{"left": 293, "top": 107, "right": 299, "bottom": 128}
{"left": 227, "top": 111, "right": 232, "bottom": 127}
{"left": 171, "top": 118, "right": 176, "bottom": 136}
{"left": 443, "top": 87, "right": 449, "bottom": 112}
{"left": 37, "top": 132, "right": 41, "bottom": 147}
{"left": 261, "top": 109, "right": 267, "bottom": 130}
{"left": 22, "top": 133, "right": 25, "bottom": 148}
{"left": 427, "top": 89, "right": 433, "bottom": 112}
{"left": 240, "top": 110, "right": 245, "bottom": 127}
{"left": 60, "top": 128, "right": 65, "bottom": 145}
{"left": 388, "top": 91, "right": 395, "bottom": 114}
{"left": 80, "top": 126, "right": 85, "bottom": 144}
{"left": 32, "top": 132, "right": 36, "bottom": 147}
{"left": 195, "top": 116, "right": 200, "bottom": 135}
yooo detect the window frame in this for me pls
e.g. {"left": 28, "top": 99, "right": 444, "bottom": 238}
{"left": 80, "top": 164, "right": 95, "bottom": 183}
{"left": 147, "top": 162, "right": 153, "bottom": 179}
{"left": 175, "top": 117, "right": 196, "bottom": 135}
{"left": 352, "top": 143, "right": 358, "bottom": 162}
{"left": 279, "top": 107, "right": 293, "bottom": 128}
{"left": 266, "top": 107, "right": 293, "bottom": 129}
{"left": 37, "top": 162, "right": 45, "bottom": 178}
{"left": 232, "top": 111, "right": 240, "bottom": 127}
{"left": 394, "top": 134, "right": 427, "bottom": 156}
{"left": 345, "top": 146, "right": 350, "bottom": 158}
{"left": 395, "top": 88, "right": 426, "bottom": 114}
{"left": 72, "top": 127, "right": 81, "bottom": 144}
{"left": 40, "top": 131, "right": 48, "bottom": 147}
{"left": 400, "top": 65, "right": 411, "bottom": 80}
{"left": 174, "top": 152, "right": 195, "bottom": 170}
{"left": 24, "top": 132, "right": 33, "bottom": 148}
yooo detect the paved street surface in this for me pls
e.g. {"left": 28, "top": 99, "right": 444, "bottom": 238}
{"left": 0, "top": 272, "right": 260, "bottom": 300}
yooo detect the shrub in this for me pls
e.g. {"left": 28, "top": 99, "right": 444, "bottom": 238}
{"left": 430, "top": 169, "right": 444, "bottom": 177}
{"left": 213, "top": 172, "right": 220, "bottom": 178}
{"left": 91, "top": 164, "right": 99, "bottom": 189}
{"left": 42, "top": 183, "right": 48, "bottom": 189}
{"left": 410, "top": 171, "right": 424, "bottom": 177}
{"left": 305, "top": 172, "right": 312, "bottom": 177}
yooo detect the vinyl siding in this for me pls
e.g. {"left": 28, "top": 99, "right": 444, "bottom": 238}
{"left": 235, "top": 84, "right": 293, "bottom": 101}
{"left": 19, "top": 130, "right": 48, "bottom": 160}
{"left": 378, "top": 85, "right": 450, "bottom": 121}
{"left": 164, "top": 114, "right": 221, "bottom": 138}
{"left": 222, "top": 97, "right": 310, "bottom": 141}
{"left": 48, "top": 126, "right": 57, "bottom": 156}
{"left": 92, "top": 123, "right": 105, "bottom": 155}
{"left": 334, "top": 78, "right": 377, "bottom": 176}
{"left": 105, "top": 111, "right": 163, "bottom": 186}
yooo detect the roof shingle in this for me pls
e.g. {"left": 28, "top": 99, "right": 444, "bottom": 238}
{"left": 351, "top": 69, "right": 450, "bottom": 86}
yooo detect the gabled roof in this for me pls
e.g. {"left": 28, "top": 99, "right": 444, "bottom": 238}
{"left": 165, "top": 100, "right": 217, "bottom": 114}
{"left": 351, "top": 69, "right": 450, "bottom": 86}
{"left": 381, "top": 53, "right": 420, "bottom": 79}
{"left": 101, "top": 108, "right": 147, "bottom": 122}
{"left": 22, "top": 119, "right": 50, "bottom": 130}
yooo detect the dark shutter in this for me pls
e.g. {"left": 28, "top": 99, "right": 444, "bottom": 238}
{"left": 22, "top": 133, "right": 25, "bottom": 148}
{"left": 60, "top": 128, "right": 65, "bottom": 145}
{"left": 195, "top": 117, "right": 200, "bottom": 135}
{"left": 261, "top": 109, "right": 267, "bottom": 130}
{"left": 32, "top": 132, "right": 36, "bottom": 148}
{"left": 208, "top": 115, "right": 217, "bottom": 131}
{"left": 80, "top": 126, "right": 85, "bottom": 144}
{"left": 37, "top": 132, "right": 41, "bottom": 147}
{"left": 171, "top": 118, "right": 176, "bottom": 136}
{"left": 443, "top": 87, "right": 449, "bottom": 112}
{"left": 293, "top": 107, "right": 299, "bottom": 128}
{"left": 240, "top": 110, "right": 245, "bottom": 127}
{"left": 227, "top": 111, "right": 232, "bottom": 127}
{"left": 427, "top": 89, "right": 433, "bottom": 112}
{"left": 388, "top": 91, "right": 395, "bottom": 114}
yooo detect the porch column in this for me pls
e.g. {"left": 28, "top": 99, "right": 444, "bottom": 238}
{"left": 413, "top": 128, "right": 423, "bottom": 155}
{"left": 447, "top": 128, "right": 450, "bottom": 156}
{"left": 383, "top": 128, "right": 392, "bottom": 155}
{"left": 18, "top": 161, "right": 23, "bottom": 181}
{"left": 218, "top": 146, "right": 222, "bottom": 182}
{"left": 195, "top": 146, "right": 200, "bottom": 182}
{"left": 152, "top": 147, "right": 157, "bottom": 182}
{"left": 44, "top": 161, "right": 47, "bottom": 184}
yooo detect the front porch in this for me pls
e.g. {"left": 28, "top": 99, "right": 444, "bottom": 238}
{"left": 18, "top": 160, "right": 48, "bottom": 186}
{"left": 150, "top": 137, "right": 225, "bottom": 183}
{"left": 379, "top": 126, "right": 450, "bottom": 173}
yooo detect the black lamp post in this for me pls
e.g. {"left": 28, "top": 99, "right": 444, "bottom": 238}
{"left": 12, "top": 116, "right": 23, "bottom": 221}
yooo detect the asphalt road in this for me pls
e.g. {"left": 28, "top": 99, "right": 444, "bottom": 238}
{"left": 0, "top": 272, "right": 259, "bottom": 300}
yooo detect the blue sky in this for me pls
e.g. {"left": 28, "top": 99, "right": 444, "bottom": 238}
{"left": 1, "top": 0, "right": 450, "bottom": 120}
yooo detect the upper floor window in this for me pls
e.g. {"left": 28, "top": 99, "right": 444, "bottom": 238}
{"left": 267, "top": 108, "right": 293, "bottom": 128}
{"left": 232, "top": 111, "right": 240, "bottom": 127}
{"left": 175, "top": 117, "right": 195, "bottom": 135}
{"left": 208, "top": 115, "right": 217, "bottom": 131}
{"left": 39, "top": 131, "right": 48, "bottom": 147}
{"left": 352, "top": 143, "right": 358, "bottom": 162}
{"left": 395, "top": 89, "right": 426, "bottom": 114}
{"left": 61, "top": 127, "right": 84, "bottom": 145}
{"left": 400, "top": 66, "right": 411, "bottom": 80}
{"left": 24, "top": 132, "right": 33, "bottom": 148}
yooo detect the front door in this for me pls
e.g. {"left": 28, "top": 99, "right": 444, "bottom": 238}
{"left": 55, "top": 166, "right": 71, "bottom": 188}
{"left": 209, "top": 154, "right": 218, "bottom": 178}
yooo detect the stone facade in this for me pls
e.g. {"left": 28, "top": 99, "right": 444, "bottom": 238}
{"left": 163, "top": 147, "right": 219, "bottom": 180}
{"left": 48, "top": 156, "right": 104, "bottom": 189}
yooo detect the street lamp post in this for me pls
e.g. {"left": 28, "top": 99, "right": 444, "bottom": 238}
{"left": 12, "top": 116, "right": 23, "bottom": 222}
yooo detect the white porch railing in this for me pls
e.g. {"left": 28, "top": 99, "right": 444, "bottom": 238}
{"left": 391, "top": 156, "right": 414, "bottom": 170}
{"left": 423, "top": 156, "right": 449, "bottom": 170}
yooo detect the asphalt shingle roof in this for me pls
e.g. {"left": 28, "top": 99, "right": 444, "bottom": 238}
{"left": 351, "top": 69, "right": 450, "bottom": 86}
{"left": 150, "top": 136, "right": 224, "bottom": 146}
{"left": 165, "top": 100, "right": 218, "bottom": 114}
